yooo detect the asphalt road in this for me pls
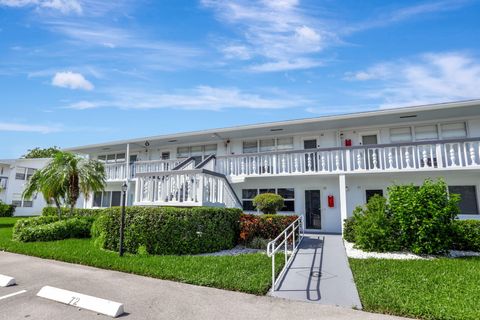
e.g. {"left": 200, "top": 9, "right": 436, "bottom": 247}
{"left": 0, "top": 251, "right": 406, "bottom": 320}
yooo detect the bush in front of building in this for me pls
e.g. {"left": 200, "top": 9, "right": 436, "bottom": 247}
{"left": 42, "top": 206, "right": 105, "bottom": 218}
{"left": 13, "top": 216, "right": 94, "bottom": 242}
{"left": 352, "top": 195, "right": 402, "bottom": 252}
{"left": 452, "top": 220, "right": 480, "bottom": 252}
{"left": 239, "top": 213, "right": 298, "bottom": 246}
{"left": 252, "top": 193, "right": 284, "bottom": 214}
{"left": 346, "top": 179, "right": 461, "bottom": 255}
{"left": 342, "top": 216, "right": 357, "bottom": 243}
{"left": 92, "top": 206, "right": 241, "bottom": 255}
{"left": 389, "top": 179, "right": 459, "bottom": 254}
{"left": 0, "top": 201, "right": 15, "bottom": 217}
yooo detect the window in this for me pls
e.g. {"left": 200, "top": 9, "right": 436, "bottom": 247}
{"left": 243, "top": 137, "right": 294, "bottom": 154}
{"left": 277, "top": 137, "right": 294, "bottom": 150}
{"left": 15, "top": 167, "right": 26, "bottom": 180}
{"left": 415, "top": 125, "right": 438, "bottom": 141}
{"left": 441, "top": 122, "right": 467, "bottom": 138}
{"left": 448, "top": 186, "right": 479, "bottom": 215}
{"left": 242, "top": 189, "right": 257, "bottom": 211}
{"left": 303, "top": 139, "right": 317, "bottom": 149}
{"left": 241, "top": 188, "right": 295, "bottom": 212}
{"left": 161, "top": 152, "right": 170, "bottom": 160}
{"left": 365, "top": 189, "right": 384, "bottom": 203}
{"left": 390, "top": 127, "right": 412, "bottom": 142}
{"left": 11, "top": 193, "right": 33, "bottom": 207}
{"left": 97, "top": 153, "right": 127, "bottom": 163}
{"left": 26, "top": 168, "right": 36, "bottom": 180}
{"left": 111, "top": 191, "right": 122, "bottom": 207}
{"left": 243, "top": 141, "right": 258, "bottom": 154}
{"left": 176, "top": 144, "right": 218, "bottom": 159}
{"left": 93, "top": 191, "right": 123, "bottom": 208}
{"left": 259, "top": 139, "right": 275, "bottom": 152}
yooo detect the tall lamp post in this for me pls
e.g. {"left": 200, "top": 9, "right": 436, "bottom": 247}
{"left": 119, "top": 182, "right": 128, "bottom": 257}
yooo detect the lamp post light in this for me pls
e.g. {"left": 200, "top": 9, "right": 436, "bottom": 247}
{"left": 119, "top": 182, "right": 128, "bottom": 257}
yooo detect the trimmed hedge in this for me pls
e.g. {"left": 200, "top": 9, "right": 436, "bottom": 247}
{"left": 13, "top": 216, "right": 94, "bottom": 242}
{"left": 452, "top": 220, "right": 480, "bottom": 252}
{"left": 0, "top": 201, "right": 15, "bottom": 217}
{"left": 42, "top": 206, "right": 105, "bottom": 218}
{"left": 239, "top": 214, "right": 298, "bottom": 245}
{"left": 92, "top": 206, "right": 242, "bottom": 255}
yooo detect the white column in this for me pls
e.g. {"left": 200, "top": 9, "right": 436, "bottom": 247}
{"left": 125, "top": 143, "right": 130, "bottom": 205}
{"left": 339, "top": 174, "right": 348, "bottom": 235}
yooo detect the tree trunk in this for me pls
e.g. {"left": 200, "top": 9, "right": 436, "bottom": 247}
{"left": 54, "top": 198, "right": 62, "bottom": 220}
{"left": 68, "top": 173, "right": 79, "bottom": 217}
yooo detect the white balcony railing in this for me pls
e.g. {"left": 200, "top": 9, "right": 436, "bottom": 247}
{"left": 134, "top": 169, "right": 242, "bottom": 208}
{"left": 104, "top": 163, "right": 129, "bottom": 181}
{"left": 105, "top": 160, "right": 181, "bottom": 181}
{"left": 215, "top": 138, "right": 480, "bottom": 176}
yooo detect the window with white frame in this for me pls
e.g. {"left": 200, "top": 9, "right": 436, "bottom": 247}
{"left": 242, "top": 137, "right": 294, "bottom": 154}
{"left": 414, "top": 125, "right": 438, "bottom": 141}
{"left": 448, "top": 186, "right": 479, "bottom": 215}
{"left": 93, "top": 191, "right": 122, "bottom": 208}
{"left": 176, "top": 144, "right": 217, "bottom": 159}
{"left": 441, "top": 122, "right": 467, "bottom": 138}
{"left": 390, "top": 127, "right": 412, "bottom": 142}
{"left": 15, "top": 167, "right": 36, "bottom": 181}
{"left": 11, "top": 193, "right": 33, "bottom": 207}
{"left": 97, "top": 153, "right": 126, "bottom": 163}
{"left": 241, "top": 188, "right": 295, "bottom": 212}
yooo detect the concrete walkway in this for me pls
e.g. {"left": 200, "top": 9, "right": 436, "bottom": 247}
{"left": 0, "top": 251, "right": 407, "bottom": 320}
{"left": 271, "top": 234, "right": 362, "bottom": 309}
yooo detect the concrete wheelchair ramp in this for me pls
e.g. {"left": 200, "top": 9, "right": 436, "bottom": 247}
{"left": 270, "top": 234, "right": 362, "bottom": 309}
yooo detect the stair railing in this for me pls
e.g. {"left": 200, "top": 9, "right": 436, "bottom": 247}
{"left": 266, "top": 216, "right": 304, "bottom": 292}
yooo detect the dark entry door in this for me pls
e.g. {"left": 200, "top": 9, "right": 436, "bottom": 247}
{"left": 305, "top": 190, "right": 321, "bottom": 229}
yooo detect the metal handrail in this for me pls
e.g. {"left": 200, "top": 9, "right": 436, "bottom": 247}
{"left": 267, "top": 216, "right": 304, "bottom": 292}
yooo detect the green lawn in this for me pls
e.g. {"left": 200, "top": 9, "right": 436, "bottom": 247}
{"left": 0, "top": 217, "right": 282, "bottom": 295}
{"left": 350, "top": 258, "right": 480, "bottom": 320}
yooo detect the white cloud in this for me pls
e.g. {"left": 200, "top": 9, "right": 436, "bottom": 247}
{"left": 0, "top": 122, "right": 62, "bottom": 134}
{"left": 51, "top": 71, "right": 94, "bottom": 90}
{"left": 0, "top": 0, "right": 82, "bottom": 14}
{"left": 221, "top": 45, "right": 252, "bottom": 60}
{"left": 65, "top": 85, "right": 311, "bottom": 111}
{"left": 201, "top": 0, "right": 330, "bottom": 72}
{"left": 249, "top": 58, "right": 323, "bottom": 73}
{"left": 347, "top": 52, "right": 480, "bottom": 108}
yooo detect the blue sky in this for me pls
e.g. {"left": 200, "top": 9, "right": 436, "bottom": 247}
{"left": 0, "top": 0, "right": 479, "bottom": 158}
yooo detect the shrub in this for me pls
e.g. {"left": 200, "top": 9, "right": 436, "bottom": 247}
{"left": 92, "top": 206, "right": 241, "bottom": 255}
{"left": 343, "top": 215, "right": 357, "bottom": 243}
{"left": 252, "top": 193, "right": 284, "bottom": 214}
{"left": 0, "top": 201, "right": 15, "bottom": 217}
{"left": 389, "top": 179, "right": 459, "bottom": 254}
{"left": 248, "top": 237, "right": 269, "bottom": 249}
{"left": 353, "top": 195, "right": 401, "bottom": 252}
{"left": 452, "top": 220, "right": 480, "bottom": 252}
{"left": 13, "top": 216, "right": 94, "bottom": 242}
{"left": 239, "top": 214, "right": 298, "bottom": 244}
{"left": 42, "top": 206, "right": 105, "bottom": 218}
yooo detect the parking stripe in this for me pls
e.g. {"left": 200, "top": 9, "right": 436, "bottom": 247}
{"left": 0, "top": 290, "right": 27, "bottom": 301}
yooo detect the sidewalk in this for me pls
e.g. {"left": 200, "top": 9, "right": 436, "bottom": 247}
{"left": 271, "top": 234, "right": 362, "bottom": 309}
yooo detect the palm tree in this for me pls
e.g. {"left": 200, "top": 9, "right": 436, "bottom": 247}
{"left": 23, "top": 152, "right": 106, "bottom": 217}
{"left": 23, "top": 168, "right": 66, "bottom": 219}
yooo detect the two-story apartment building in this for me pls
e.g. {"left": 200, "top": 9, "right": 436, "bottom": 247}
{"left": 0, "top": 158, "right": 51, "bottom": 216}
{"left": 67, "top": 100, "right": 480, "bottom": 233}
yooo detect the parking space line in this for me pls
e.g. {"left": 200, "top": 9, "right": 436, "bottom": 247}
{"left": 0, "top": 290, "right": 27, "bottom": 301}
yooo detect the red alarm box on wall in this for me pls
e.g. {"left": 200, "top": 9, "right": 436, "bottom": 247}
{"left": 328, "top": 195, "right": 335, "bottom": 208}
{"left": 345, "top": 139, "right": 352, "bottom": 147}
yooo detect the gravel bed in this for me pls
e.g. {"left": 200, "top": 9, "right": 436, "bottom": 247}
{"left": 345, "top": 240, "right": 480, "bottom": 260}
